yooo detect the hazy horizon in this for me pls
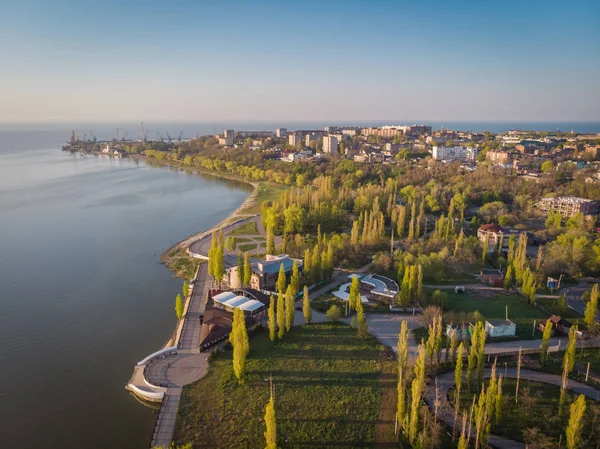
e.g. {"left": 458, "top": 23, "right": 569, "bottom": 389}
{"left": 1, "top": 0, "right": 599, "bottom": 123}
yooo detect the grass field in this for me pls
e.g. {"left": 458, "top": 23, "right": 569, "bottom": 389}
{"left": 163, "top": 247, "right": 202, "bottom": 280}
{"left": 174, "top": 323, "right": 398, "bottom": 448}
{"left": 238, "top": 243, "right": 257, "bottom": 252}
{"left": 227, "top": 221, "right": 259, "bottom": 236}
{"left": 450, "top": 378, "right": 600, "bottom": 445}
{"left": 535, "top": 297, "right": 583, "bottom": 321}
{"left": 425, "top": 289, "right": 548, "bottom": 340}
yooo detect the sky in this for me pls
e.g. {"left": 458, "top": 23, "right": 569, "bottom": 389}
{"left": 0, "top": 0, "right": 599, "bottom": 123}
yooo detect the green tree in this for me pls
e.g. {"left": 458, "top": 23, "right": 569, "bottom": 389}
{"left": 208, "top": 230, "right": 217, "bottom": 278}
{"left": 408, "top": 344, "right": 426, "bottom": 444}
{"left": 302, "top": 286, "right": 311, "bottom": 324}
{"left": 175, "top": 294, "right": 184, "bottom": 320}
{"left": 562, "top": 325, "right": 578, "bottom": 391}
{"left": 541, "top": 160, "right": 555, "bottom": 173}
{"left": 266, "top": 225, "right": 275, "bottom": 255}
{"left": 584, "top": 283, "right": 599, "bottom": 333}
{"left": 540, "top": 321, "right": 553, "bottom": 363}
{"left": 397, "top": 320, "right": 409, "bottom": 373}
{"left": 276, "top": 263, "right": 286, "bottom": 294}
{"left": 243, "top": 252, "right": 252, "bottom": 287}
{"left": 285, "top": 284, "right": 295, "bottom": 332}
{"left": 276, "top": 292, "right": 285, "bottom": 339}
{"left": 566, "top": 395, "right": 586, "bottom": 449}
{"left": 349, "top": 275, "right": 361, "bottom": 311}
{"left": 356, "top": 301, "right": 368, "bottom": 337}
{"left": 230, "top": 308, "right": 249, "bottom": 383}
{"left": 237, "top": 251, "right": 244, "bottom": 286}
{"left": 214, "top": 245, "right": 225, "bottom": 284}
{"left": 264, "top": 391, "right": 277, "bottom": 449}
{"left": 182, "top": 281, "right": 189, "bottom": 297}
{"left": 326, "top": 304, "right": 341, "bottom": 321}
{"left": 504, "top": 263, "right": 514, "bottom": 290}
{"left": 290, "top": 260, "right": 301, "bottom": 295}
{"left": 454, "top": 342, "right": 464, "bottom": 438}
{"left": 268, "top": 295, "right": 276, "bottom": 342}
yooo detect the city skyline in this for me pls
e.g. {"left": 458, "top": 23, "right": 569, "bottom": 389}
{"left": 1, "top": 0, "right": 599, "bottom": 123}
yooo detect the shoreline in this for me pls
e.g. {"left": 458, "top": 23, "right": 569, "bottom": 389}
{"left": 127, "top": 154, "right": 262, "bottom": 265}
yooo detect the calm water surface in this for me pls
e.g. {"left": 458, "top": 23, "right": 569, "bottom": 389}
{"left": 0, "top": 132, "right": 251, "bottom": 449}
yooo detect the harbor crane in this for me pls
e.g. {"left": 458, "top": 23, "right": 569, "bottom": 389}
{"left": 178, "top": 131, "right": 183, "bottom": 142}
{"left": 122, "top": 131, "right": 129, "bottom": 142}
{"left": 166, "top": 131, "right": 172, "bottom": 143}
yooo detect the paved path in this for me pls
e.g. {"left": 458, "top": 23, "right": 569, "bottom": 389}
{"left": 429, "top": 367, "right": 600, "bottom": 449}
{"left": 149, "top": 263, "right": 214, "bottom": 449}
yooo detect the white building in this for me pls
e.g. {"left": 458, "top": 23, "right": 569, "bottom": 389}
{"left": 289, "top": 131, "right": 304, "bottom": 147}
{"left": 305, "top": 133, "right": 319, "bottom": 147}
{"left": 276, "top": 128, "right": 287, "bottom": 138}
{"left": 485, "top": 320, "right": 516, "bottom": 338}
{"left": 432, "top": 146, "right": 478, "bottom": 162}
{"left": 322, "top": 135, "right": 338, "bottom": 154}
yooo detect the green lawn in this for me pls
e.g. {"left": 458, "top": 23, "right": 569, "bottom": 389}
{"left": 174, "top": 323, "right": 397, "bottom": 448}
{"left": 227, "top": 221, "right": 259, "bottom": 236}
{"left": 426, "top": 289, "right": 548, "bottom": 340}
{"left": 535, "top": 297, "right": 583, "bottom": 321}
{"left": 450, "top": 378, "right": 600, "bottom": 446}
{"left": 238, "top": 243, "right": 257, "bottom": 252}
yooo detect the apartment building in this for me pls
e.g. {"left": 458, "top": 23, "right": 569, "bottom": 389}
{"left": 537, "top": 196, "right": 599, "bottom": 217}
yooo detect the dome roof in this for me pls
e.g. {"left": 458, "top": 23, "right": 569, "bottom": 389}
{"left": 479, "top": 223, "right": 505, "bottom": 233}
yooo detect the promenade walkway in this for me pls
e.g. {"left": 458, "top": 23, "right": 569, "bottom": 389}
{"left": 427, "top": 368, "right": 600, "bottom": 449}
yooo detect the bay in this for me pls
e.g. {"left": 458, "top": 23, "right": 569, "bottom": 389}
{"left": 0, "top": 132, "right": 251, "bottom": 449}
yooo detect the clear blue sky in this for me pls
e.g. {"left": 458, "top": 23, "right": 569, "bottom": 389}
{"left": 1, "top": 0, "right": 599, "bottom": 123}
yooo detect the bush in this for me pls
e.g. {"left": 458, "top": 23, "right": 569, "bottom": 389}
{"left": 326, "top": 304, "right": 342, "bottom": 321}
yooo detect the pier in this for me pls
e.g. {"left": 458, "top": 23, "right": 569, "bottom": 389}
{"left": 126, "top": 262, "right": 215, "bottom": 447}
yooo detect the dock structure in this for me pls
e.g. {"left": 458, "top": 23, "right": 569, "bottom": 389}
{"left": 126, "top": 262, "right": 214, "bottom": 448}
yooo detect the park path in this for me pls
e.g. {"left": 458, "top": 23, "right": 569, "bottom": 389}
{"left": 427, "top": 367, "right": 600, "bottom": 449}
{"left": 148, "top": 262, "right": 214, "bottom": 448}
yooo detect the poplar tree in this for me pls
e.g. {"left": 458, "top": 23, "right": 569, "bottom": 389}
{"left": 566, "top": 394, "right": 586, "bottom": 449}
{"left": 482, "top": 237, "right": 489, "bottom": 264}
{"left": 356, "top": 301, "right": 368, "bottom": 337}
{"left": 276, "top": 292, "right": 285, "bottom": 339}
{"left": 276, "top": 263, "right": 286, "bottom": 294}
{"left": 540, "top": 321, "right": 553, "bottom": 363}
{"left": 175, "top": 294, "right": 184, "bottom": 320}
{"left": 397, "top": 320, "right": 409, "bottom": 373}
{"left": 350, "top": 220, "right": 360, "bottom": 246}
{"left": 408, "top": 202, "right": 417, "bottom": 242}
{"left": 266, "top": 225, "right": 275, "bottom": 255}
{"left": 208, "top": 230, "right": 217, "bottom": 277}
{"left": 399, "top": 267, "right": 411, "bottom": 306}
{"left": 515, "top": 346, "right": 522, "bottom": 404}
{"left": 285, "top": 284, "right": 295, "bottom": 331}
{"left": 503, "top": 263, "right": 514, "bottom": 290}
{"left": 397, "top": 205, "right": 407, "bottom": 239}
{"left": 496, "top": 375, "right": 503, "bottom": 423}
{"left": 450, "top": 329, "right": 459, "bottom": 366}
{"left": 417, "top": 264, "right": 423, "bottom": 301}
{"left": 237, "top": 252, "right": 244, "bottom": 286}
{"left": 562, "top": 325, "right": 578, "bottom": 392}
{"left": 408, "top": 344, "right": 426, "bottom": 444}
{"left": 349, "top": 275, "right": 361, "bottom": 311}
{"left": 454, "top": 342, "right": 464, "bottom": 438}
{"left": 268, "top": 295, "right": 276, "bottom": 342}
{"left": 409, "top": 265, "right": 417, "bottom": 302}
{"left": 243, "top": 251, "right": 252, "bottom": 287}
{"left": 183, "top": 281, "right": 189, "bottom": 297}
{"left": 290, "top": 260, "right": 300, "bottom": 295}
{"left": 264, "top": 390, "right": 277, "bottom": 449}
{"left": 584, "top": 283, "right": 599, "bottom": 333}
{"left": 214, "top": 245, "right": 225, "bottom": 284}
{"left": 230, "top": 308, "right": 249, "bottom": 383}
{"left": 302, "top": 286, "right": 311, "bottom": 324}
{"left": 397, "top": 365, "right": 407, "bottom": 433}
{"left": 303, "top": 248, "right": 312, "bottom": 283}
{"left": 475, "top": 322, "right": 486, "bottom": 386}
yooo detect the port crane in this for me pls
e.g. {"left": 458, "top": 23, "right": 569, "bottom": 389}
{"left": 166, "top": 131, "right": 172, "bottom": 143}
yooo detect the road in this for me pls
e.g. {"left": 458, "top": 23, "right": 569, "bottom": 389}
{"left": 555, "top": 278, "right": 600, "bottom": 321}
{"left": 148, "top": 262, "right": 214, "bottom": 448}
